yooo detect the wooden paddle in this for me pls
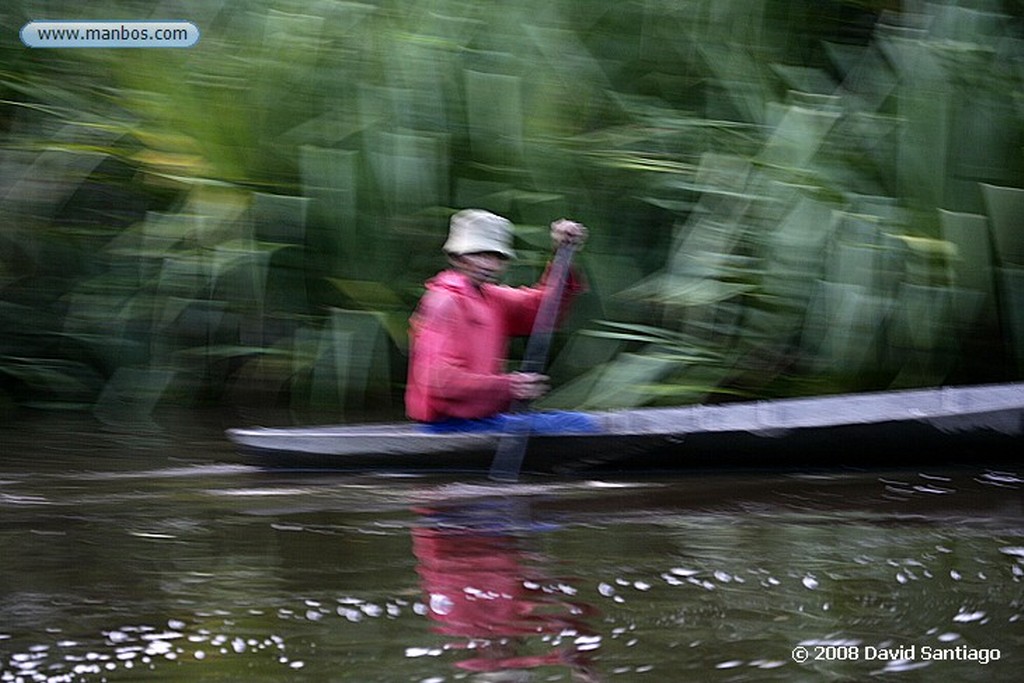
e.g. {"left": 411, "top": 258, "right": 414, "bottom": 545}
{"left": 489, "top": 242, "right": 577, "bottom": 482}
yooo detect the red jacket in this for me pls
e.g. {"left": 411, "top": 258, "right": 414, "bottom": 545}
{"left": 405, "top": 266, "right": 584, "bottom": 422}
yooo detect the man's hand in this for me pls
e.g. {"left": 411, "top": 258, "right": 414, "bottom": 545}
{"left": 551, "top": 219, "right": 588, "bottom": 249}
{"left": 508, "top": 372, "right": 550, "bottom": 401}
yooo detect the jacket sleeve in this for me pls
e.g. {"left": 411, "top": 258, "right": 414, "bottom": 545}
{"left": 492, "top": 263, "right": 587, "bottom": 337}
{"left": 410, "top": 291, "right": 514, "bottom": 418}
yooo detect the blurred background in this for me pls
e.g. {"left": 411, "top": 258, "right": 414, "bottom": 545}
{"left": 1, "top": 0, "right": 1023, "bottom": 427}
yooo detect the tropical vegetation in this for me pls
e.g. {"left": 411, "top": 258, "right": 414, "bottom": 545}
{"left": 1, "top": 0, "right": 1022, "bottom": 425}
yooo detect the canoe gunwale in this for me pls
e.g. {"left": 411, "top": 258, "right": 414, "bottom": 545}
{"left": 226, "top": 382, "right": 1024, "bottom": 472}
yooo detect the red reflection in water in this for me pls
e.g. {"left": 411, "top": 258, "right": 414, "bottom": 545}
{"left": 412, "top": 501, "right": 601, "bottom": 680}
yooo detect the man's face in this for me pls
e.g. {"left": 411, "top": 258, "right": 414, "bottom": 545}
{"left": 456, "top": 252, "right": 509, "bottom": 286}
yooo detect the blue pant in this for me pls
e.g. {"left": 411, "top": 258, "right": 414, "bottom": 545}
{"left": 421, "top": 411, "right": 600, "bottom": 435}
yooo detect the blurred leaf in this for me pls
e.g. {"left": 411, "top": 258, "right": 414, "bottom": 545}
{"left": 327, "top": 278, "right": 405, "bottom": 309}
{"left": 982, "top": 184, "right": 1024, "bottom": 266}
{"left": 176, "top": 345, "right": 293, "bottom": 359}
{"left": 0, "top": 357, "right": 97, "bottom": 395}
{"left": 618, "top": 275, "right": 756, "bottom": 307}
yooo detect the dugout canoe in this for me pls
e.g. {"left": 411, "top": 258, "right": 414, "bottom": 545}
{"left": 227, "top": 382, "right": 1024, "bottom": 474}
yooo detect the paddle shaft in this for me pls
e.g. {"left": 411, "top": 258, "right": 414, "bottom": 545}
{"left": 489, "top": 243, "right": 577, "bottom": 482}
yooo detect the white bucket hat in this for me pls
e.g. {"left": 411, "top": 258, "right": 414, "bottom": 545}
{"left": 443, "top": 209, "right": 516, "bottom": 259}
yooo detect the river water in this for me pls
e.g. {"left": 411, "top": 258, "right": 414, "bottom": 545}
{"left": 1, "top": 414, "right": 1022, "bottom": 682}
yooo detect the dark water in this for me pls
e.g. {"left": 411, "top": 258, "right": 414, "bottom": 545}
{"left": 1, "top": 415, "right": 1022, "bottom": 682}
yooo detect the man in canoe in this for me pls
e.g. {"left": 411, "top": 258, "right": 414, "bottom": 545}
{"left": 405, "top": 209, "right": 594, "bottom": 432}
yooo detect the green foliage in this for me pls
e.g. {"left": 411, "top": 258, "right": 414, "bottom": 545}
{"left": 1, "top": 0, "right": 1022, "bottom": 421}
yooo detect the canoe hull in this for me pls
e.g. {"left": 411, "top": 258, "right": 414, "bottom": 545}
{"left": 227, "top": 382, "right": 1024, "bottom": 474}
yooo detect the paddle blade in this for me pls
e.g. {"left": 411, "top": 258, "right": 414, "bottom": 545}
{"left": 489, "top": 430, "right": 529, "bottom": 482}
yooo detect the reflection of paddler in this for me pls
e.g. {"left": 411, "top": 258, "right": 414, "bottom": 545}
{"left": 415, "top": 528, "right": 542, "bottom": 637}
{"left": 411, "top": 500, "right": 600, "bottom": 679}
